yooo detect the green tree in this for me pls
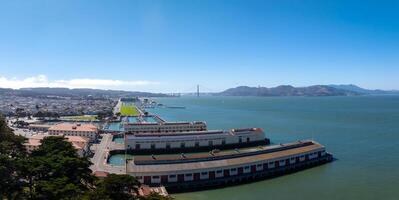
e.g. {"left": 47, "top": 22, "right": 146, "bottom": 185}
{"left": 96, "top": 110, "right": 113, "bottom": 121}
{"left": 0, "top": 154, "right": 24, "bottom": 200}
{"left": 0, "top": 116, "right": 26, "bottom": 157}
{"left": 25, "top": 136, "right": 96, "bottom": 200}
{"left": 0, "top": 115, "right": 26, "bottom": 199}
{"left": 89, "top": 174, "right": 141, "bottom": 200}
{"left": 83, "top": 190, "right": 112, "bottom": 200}
{"left": 1, "top": 116, "right": 174, "bottom": 200}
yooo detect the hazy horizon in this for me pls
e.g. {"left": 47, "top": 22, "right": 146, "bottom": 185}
{"left": 1, "top": 1, "right": 398, "bottom": 92}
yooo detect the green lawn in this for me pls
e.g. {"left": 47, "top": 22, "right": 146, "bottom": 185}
{"left": 120, "top": 105, "right": 140, "bottom": 116}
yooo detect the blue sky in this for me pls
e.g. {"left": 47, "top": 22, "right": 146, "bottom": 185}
{"left": 0, "top": 0, "right": 398, "bottom": 92}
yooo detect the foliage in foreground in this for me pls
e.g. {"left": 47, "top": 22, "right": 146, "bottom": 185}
{"left": 84, "top": 174, "right": 141, "bottom": 200}
{"left": 0, "top": 117, "right": 27, "bottom": 199}
{"left": 0, "top": 116, "right": 171, "bottom": 200}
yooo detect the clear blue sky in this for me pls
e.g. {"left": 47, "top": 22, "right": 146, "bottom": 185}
{"left": 0, "top": 0, "right": 398, "bottom": 92}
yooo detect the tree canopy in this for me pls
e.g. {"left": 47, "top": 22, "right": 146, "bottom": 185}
{"left": 0, "top": 116, "right": 172, "bottom": 200}
{"left": 27, "top": 136, "right": 95, "bottom": 200}
{"left": 0, "top": 116, "right": 26, "bottom": 199}
{"left": 85, "top": 174, "right": 141, "bottom": 200}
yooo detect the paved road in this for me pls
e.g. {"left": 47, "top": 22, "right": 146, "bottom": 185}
{"left": 90, "top": 133, "right": 125, "bottom": 174}
{"left": 113, "top": 100, "right": 122, "bottom": 115}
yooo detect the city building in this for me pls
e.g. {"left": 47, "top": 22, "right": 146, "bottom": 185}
{"left": 48, "top": 123, "right": 98, "bottom": 141}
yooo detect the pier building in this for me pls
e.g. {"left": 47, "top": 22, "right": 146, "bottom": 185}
{"left": 124, "top": 121, "right": 207, "bottom": 133}
{"left": 124, "top": 128, "right": 269, "bottom": 153}
{"left": 126, "top": 140, "right": 332, "bottom": 190}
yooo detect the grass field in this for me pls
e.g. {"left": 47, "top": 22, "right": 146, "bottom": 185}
{"left": 120, "top": 104, "right": 140, "bottom": 116}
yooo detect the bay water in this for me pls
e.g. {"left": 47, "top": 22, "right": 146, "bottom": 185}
{"left": 147, "top": 96, "right": 399, "bottom": 200}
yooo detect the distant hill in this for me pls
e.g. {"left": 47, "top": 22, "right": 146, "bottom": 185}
{"left": 0, "top": 87, "right": 170, "bottom": 98}
{"left": 328, "top": 84, "right": 399, "bottom": 95}
{"left": 217, "top": 85, "right": 360, "bottom": 96}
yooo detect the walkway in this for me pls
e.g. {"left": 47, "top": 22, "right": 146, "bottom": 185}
{"left": 90, "top": 133, "right": 125, "bottom": 174}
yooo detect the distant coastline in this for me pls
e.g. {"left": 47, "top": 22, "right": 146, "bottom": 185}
{"left": 214, "top": 84, "right": 399, "bottom": 97}
{"left": 1, "top": 84, "right": 398, "bottom": 98}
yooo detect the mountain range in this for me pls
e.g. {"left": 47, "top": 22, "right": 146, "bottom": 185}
{"left": 0, "top": 84, "right": 397, "bottom": 98}
{"left": 328, "top": 84, "right": 399, "bottom": 95}
{"left": 217, "top": 84, "right": 399, "bottom": 97}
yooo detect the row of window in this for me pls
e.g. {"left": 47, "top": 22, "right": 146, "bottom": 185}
{"left": 131, "top": 137, "right": 256, "bottom": 149}
{"left": 126, "top": 129, "right": 203, "bottom": 133}
{"left": 126, "top": 125, "right": 205, "bottom": 130}
{"left": 132, "top": 137, "right": 227, "bottom": 143}
{"left": 129, "top": 136, "right": 255, "bottom": 145}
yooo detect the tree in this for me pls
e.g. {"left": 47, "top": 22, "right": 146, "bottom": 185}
{"left": 88, "top": 174, "right": 141, "bottom": 200}
{"left": 83, "top": 190, "right": 112, "bottom": 200}
{"left": 96, "top": 110, "right": 113, "bottom": 121}
{"left": 33, "top": 111, "right": 44, "bottom": 118}
{"left": 15, "top": 108, "right": 30, "bottom": 118}
{"left": 1, "top": 116, "right": 174, "bottom": 200}
{"left": 0, "top": 117, "right": 26, "bottom": 157}
{"left": 86, "top": 174, "right": 174, "bottom": 200}
{"left": 0, "top": 115, "right": 26, "bottom": 199}
{"left": 0, "top": 154, "right": 24, "bottom": 200}
{"left": 33, "top": 111, "right": 59, "bottom": 119}
{"left": 25, "top": 136, "right": 96, "bottom": 200}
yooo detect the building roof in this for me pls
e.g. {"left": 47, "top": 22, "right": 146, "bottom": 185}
{"left": 93, "top": 171, "right": 109, "bottom": 178}
{"left": 49, "top": 123, "right": 98, "bottom": 132}
{"left": 26, "top": 137, "right": 42, "bottom": 146}
{"left": 25, "top": 134, "right": 89, "bottom": 150}
{"left": 65, "top": 136, "right": 90, "bottom": 149}
{"left": 126, "top": 140, "right": 324, "bottom": 174}
{"left": 65, "top": 136, "right": 91, "bottom": 143}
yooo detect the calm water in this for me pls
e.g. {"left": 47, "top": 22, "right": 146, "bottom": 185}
{"left": 105, "top": 122, "right": 123, "bottom": 131}
{"left": 146, "top": 96, "right": 399, "bottom": 200}
{"left": 108, "top": 154, "right": 134, "bottom": 165}
{"left": 112, "top": 137, "right": 124, "bottom": 144}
